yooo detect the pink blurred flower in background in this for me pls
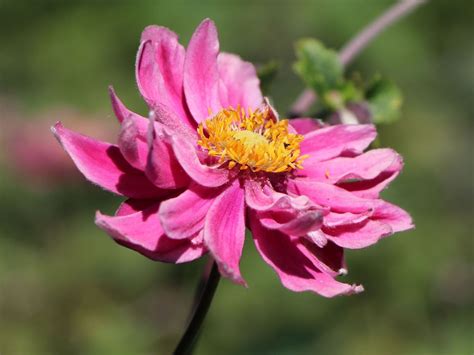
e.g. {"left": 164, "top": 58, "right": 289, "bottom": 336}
{"left": 53, "top": 19, "right": 413, "bottom": 297}
{"left": 1, "top": 104, "right": 116, "bottom": 186}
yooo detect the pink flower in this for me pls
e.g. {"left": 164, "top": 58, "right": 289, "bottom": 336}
{"left": 1, "top": 105, "right": 116, "bottom": 187}
{"left": 52, "top": 19, "right": 413, "bottom": 297}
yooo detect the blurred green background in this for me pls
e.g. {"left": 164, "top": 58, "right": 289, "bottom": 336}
{"left": 0, "top": 0, "right": 472, "bottom": 354}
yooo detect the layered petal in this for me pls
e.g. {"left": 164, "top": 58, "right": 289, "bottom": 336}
{"left": 246, "top": 179, "right": 326, "bottom": 238}
{"left": 297, "top": 238, "right": 346, "bottom": 277}
{"left": 96, "top": 200, "right": 206, "bottom": 263}
{"left": 204, "top": 180, "right": 246, "bottom": 285}
{"left": 145, "top": 121, "right": 190, "bottom": 189}
{"left": 288, "top": 179, "right": 376, "bottom": 213}
{"left": 118, "top": 116, "right": 148, "bottom": 170}
{"left": 136, "top": 25, "right": 195, "bottom": 129}
{"left": 323, "top": 210, "right": 372, "bottom": 228}
{"left": 303, "top": 148, "right": 402, "bottom": 184}
{"left": 184, "top": 19, "right": 222, "bottom": 123}
{"left": 300, "top": 124, "right": 376, "bottom": 161}
{"left": 289, "top": 118, "right": 324, "bottom": 135}
{"left": 110, "top": 88, "right": 151, "bottom": 170}
{"left": 306, "top": 230, "right": 329, "bottom": 248}
{"left": 217, "top": 52, "right": 262, "bottom": 110}
{"left": 170, "top": 134, "right": 230, "bottom": 187}
{"left": 258, "top": 209, "right": 324, "bottom": 237}
{"left": 245, "top": 179, "right": 314, "bottom": 212}
{"left": 337, "top": 154, "right": 403, "bottom": 198}
{"left": 115, "top": 198, "right": 155, "bottom": 216}
{"left": 250, "top": 217, "right": 363, "bottom": 297}
{"left": 159, "top": 184, "right": 223, "bottom": 239}
{"left": 52, "top": 122, "right": 165, "bottom": 199}
{"left": 150, "top": 103, "right": 197, "bottom": 141}
{"left": 109, "top": 86, "right": 148, "bottom": 126}
{"left": 323, "top": 220, "right": 392, "bottom": 249}
{"left": 373, "top": 201, "right": 414, "bottom": 233}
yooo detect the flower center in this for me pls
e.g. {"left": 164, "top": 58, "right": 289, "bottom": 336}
{"left": 197, "top": 107, "right": 308, "bottom": 173}
{"left": 232, "top": 130, "right": 268, "bottom": 147}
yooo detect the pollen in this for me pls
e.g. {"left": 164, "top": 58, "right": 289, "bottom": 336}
{"left": 197, "top": 106, "right": 308, "bottom": 173}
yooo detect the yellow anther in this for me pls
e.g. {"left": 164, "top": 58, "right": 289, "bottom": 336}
{"left": 197, "top": 107, "right": 307, "bottom": 173}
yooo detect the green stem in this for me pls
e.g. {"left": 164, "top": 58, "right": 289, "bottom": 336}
{"left": 173, "top": 261, "right": 221, "bottom": 355}
{"left": 289, "top": 0, "right": 427, "bottom": 116}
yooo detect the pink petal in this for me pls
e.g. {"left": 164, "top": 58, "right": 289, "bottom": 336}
{"left": 136, "top": 26, "right": 195, "bottom": 129}
{"left": 246, "top": 180, "right": 326, "bottom": 237}
{"left": 150, "top": 103, "right": 197, "bottom": 142}
{"left": 303, "top": 148, "right": 402, "bottom": 184}
{"left": 257, "top": 209, "right": 324, "bottom": 237}
{"left": 288, "top": 179, "right": 376, "bottom": 213}
{"left": 109, "top": 86, "right": 148, "bottom": 126}
{"left": 109, "top": 88, "right": 151, "bottom": 171}
{"left": 373, "top": 201, "right": 414, "bottom": 233}
{"left": 204, "top": 180, "right": 246, "bottom": 285}
{"left": 244, "top": 179, "right": 314, "bottom": 212}
{"left": 297, "top": 238, "right": 346, "bottom": 277}
{"left": 323, "top": 220, "right": 392, "bottom": 249}
{"left": 289, "top": 118, "right": 324, "bottom": 134}
{"left": 306, "top": 230, "right": 329, "bottom": 248}
{"left": 217, "top": 52, "right": 262, "bottom": 110}
{"left": 116, "top": 199, "right": 155, "bottom": 216}
{"left": 337, "top": 155, "right": 403, "bottom": 198}
{"left": 171, "top": 134, "right": 230, "bottom": 187}
{"left": 300, "top": 124, "right": 376, "bottom": 161}
{"left": 184, "top": 19, "right": 222, "bottom": 123}
{"left": 323, "top": 210, "right": 373, "bottom": 228}
{"left": 96, "top": 200, "right": 206, "bottom": 263}
{"left": 52, "top": 122, "right": 166, "bottom": 199}
{"left": 145, "top": 122, "right": 190, "bottom": 189}
{"left": 159, "top": 184, "right": 223, "bottom": 240}
{"left": 118, "top": 116, "right": 148, "bottom": 170}
{"left": 140, "top": 25, "right": 174, "bottom": 42}
{"left": 250, "top": 217, "right": 363, "bottom": 297}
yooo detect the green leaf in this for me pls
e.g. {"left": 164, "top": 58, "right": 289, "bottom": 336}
{"left": 293, "top": 38, "right": 344, "bottom": 97}
{"left": 340, "top": 80, "right": 364, "bottom": 103}
{"left": 366, "top": 77, "right": 403, "bottom": 124}
{"left": 257, "top": 60, "right": 279, "bottom": 95}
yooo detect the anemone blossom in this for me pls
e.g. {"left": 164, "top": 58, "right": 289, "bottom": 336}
{"left": 53, "top": 19, "right": 413, "bottom": 297}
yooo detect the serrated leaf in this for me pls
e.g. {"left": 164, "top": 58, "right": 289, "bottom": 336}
{"left": 366, "top": 78, "right": 403, "bottom": 124}
{"left": 257, "top": 60, "right": 279, "bottom": 95}
{"left": 293, "top": 38, "right": 344, "bottom": 96}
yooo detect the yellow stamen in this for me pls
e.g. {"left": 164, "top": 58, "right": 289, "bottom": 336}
{"left": 197, "top": 106, "right": 307, "bottom": 173}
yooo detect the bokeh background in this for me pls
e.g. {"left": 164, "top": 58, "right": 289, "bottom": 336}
{"left": 0, "top": 1, "right": 472, "bottom": 354}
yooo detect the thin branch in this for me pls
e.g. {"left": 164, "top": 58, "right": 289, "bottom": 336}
{"left": 289, "top": 0, "right": 427, "bottom": 116}
{"left": 173, "top": 261, "right": 221, "bottom": 355}
{"left": 190, "top": 257, "right": 215, "bottom": 312}
{"left": 339, "top": 0, "right": 427, "bottom": 66}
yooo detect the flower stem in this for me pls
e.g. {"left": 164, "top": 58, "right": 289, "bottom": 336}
{"left": 289, "top": 0, "right": 427, "bottom": 116}
{"left": 173, "top": 260, "right": 221, "bottom": 355}
{"left": 339, "top": 0, "right": 427, "bottom": 66}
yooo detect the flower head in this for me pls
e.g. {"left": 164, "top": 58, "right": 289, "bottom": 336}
{"left": 53, "top": 19, "right": 413, "bottom": 297}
